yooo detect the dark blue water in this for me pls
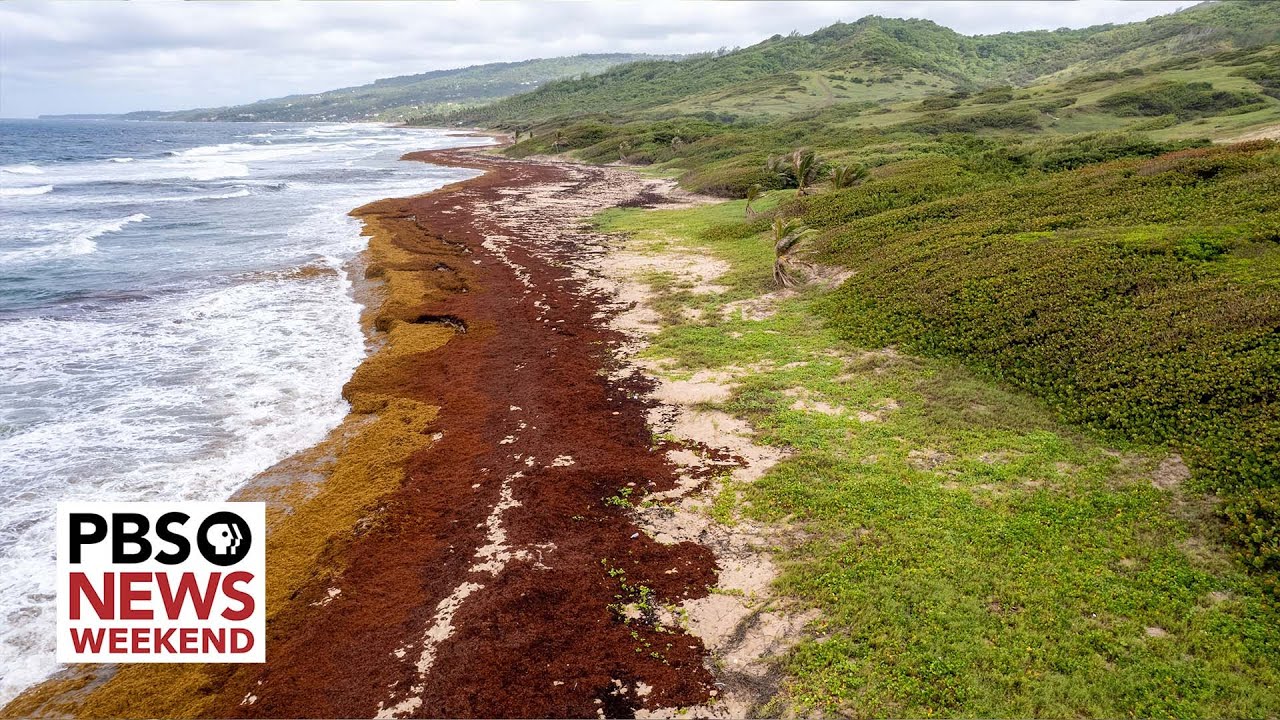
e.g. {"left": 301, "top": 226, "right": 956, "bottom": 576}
{"left": 0, "top": 119, "right": 487, "bottom": 701}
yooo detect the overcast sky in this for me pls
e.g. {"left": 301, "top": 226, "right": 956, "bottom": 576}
{"left": 1, "top": 1, "right": 1195, "bottom": 118}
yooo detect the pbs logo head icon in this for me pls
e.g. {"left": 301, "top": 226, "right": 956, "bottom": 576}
{"left": 197, "top": 511, "right": 253, "bottom": 566}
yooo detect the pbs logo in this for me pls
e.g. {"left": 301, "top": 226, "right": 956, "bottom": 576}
{"left": 66, "top": 507, "right": 254, "bottom": 567}
{"left": 197, "top": 511, "right": 252, "bottom": 566}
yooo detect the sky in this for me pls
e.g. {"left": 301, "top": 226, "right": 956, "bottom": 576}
{"left": 1, "top": 0, "right": 1196, "bottom": 118}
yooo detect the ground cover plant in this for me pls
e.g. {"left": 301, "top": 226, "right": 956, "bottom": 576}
{"left": 460, "top": 0, "right": 1280, "bottom": 598}
{"left": 804, "top": 141, "right": 1280, "bottom": 592}
{"left": 592, "top": 197, "right": 1280, "bottom": 717}
{"left": 405, "top": 1, "right": 1280, "bottom": 712}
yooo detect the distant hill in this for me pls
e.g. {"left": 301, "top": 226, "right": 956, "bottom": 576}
{"left": 422, "top": 0, "right": 1280, "bottom": 126}
{"left": 119, "top": 54, "right": 670, "bottom": 123}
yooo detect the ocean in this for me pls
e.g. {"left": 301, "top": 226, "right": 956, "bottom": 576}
{"left": 0, "top": 119, "right": 486, "bottom": 702}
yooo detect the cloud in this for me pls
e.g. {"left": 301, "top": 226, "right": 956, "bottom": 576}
{"left": 0, "top": 0, "right": 1193, "bottom": 117}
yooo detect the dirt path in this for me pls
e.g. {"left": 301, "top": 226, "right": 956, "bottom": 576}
{"left": 811, "top": 73, "right": 835, "bottom": 106}
{"left": 214, "top": 151, "right": 731, "bottom": 718}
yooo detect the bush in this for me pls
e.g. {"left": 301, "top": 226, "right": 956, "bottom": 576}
{"left": 812, "top": 142, "right": 1280, "bottom": 587}
{"left": 1232, "top": 62, "right": 1280, "bottom": 100}
{"left": 1017, "top": 132, "right": 1209, "bottom": 171}
{"left": 1097, "top": 80, "right": 1268, "bottom": 119}
{"left": 1224, "top": 488, "right": 1280, "bottom": 597}
{"left": 907, "top": 107, "right": 1042, "bottom": 134}
{"left": 1034, "top": 97, "right": 1077, "bottom": 113}
{"left": 973, "top": 86, "right": 1015, "bottom": 104}
{"left": 917, "top": 96, "right": 962, "bottom": 111}
{"left": 1065, "top": 70, "right": 1122, "bottom": 88}
{"left": 680, "top": 160, "right": 783, "bottom": 197}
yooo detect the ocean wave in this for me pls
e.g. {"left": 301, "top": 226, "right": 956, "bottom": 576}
{"left": 85, "top": 213, "right": 149, "bottom": 240}
{"left": 1, "top": 164, "right": 43, "bottom": 175}
{"left": 0, "top": 213, "right": 147, "bottom": 265}
{"left": 176, "top": 142, "right": 254, "bottom": 157}
{"left": 117, "top": 187, "right": 252, "bottom": 205}
{"left": 207, "top": 187, "right": 251, "bottom": 200}
{"left": 0, "top": 124, "right": 489, "bottom": 703}
{"left": 184, "top": 162, "right": 250, "bottom": 181}
{"left": 0, "top": 185, "right": 53, "bottom": 197}
{"left": 108, "top": 157, "right": 135, "bottom": 163}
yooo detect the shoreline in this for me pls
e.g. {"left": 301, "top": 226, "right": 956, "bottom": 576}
{"left": 3, "top": 145, "right": 497, "bottom": 719}
{"left": 4, "top": 146, "right": 751, "bottom": 718}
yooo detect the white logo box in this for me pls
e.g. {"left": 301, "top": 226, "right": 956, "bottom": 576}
{"left": 56, "top": 501, "right": 265, "bottom": 663}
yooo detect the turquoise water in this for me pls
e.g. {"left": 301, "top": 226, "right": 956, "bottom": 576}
{"left": 0, "top": 119, "right": 485, "bottom": 701}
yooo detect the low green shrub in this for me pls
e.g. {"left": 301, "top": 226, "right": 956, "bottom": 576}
{"left": 917, "top": 95, "right": 962, "bottom": 111}
{"left": 1232, "top": 61, "right": 1280, "bottom": 100}
{"left": 907, "top": 107, "right": 1042, "bottom": 134}
{"left": 1098, "top": 80, "right": 1268, "bottom": 119}
{"left": 811, "top": 142, "right": 1280, "bottom": 591}
{"left": 973, "top": 85, "right": 1015, "bottom": 104}
{"left": 1224, "top": 488, "right": 1280, "bottom": 596}
{"left": 680, "top": 159, "right": 783, "bottom": 197}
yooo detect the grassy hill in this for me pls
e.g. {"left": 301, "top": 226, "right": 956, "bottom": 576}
{"left": 419, "top": 1, "right": 1280, "bottom": 128}
{"left": 418, "top": 4, "right": 1280, "bottom": 710}
{"left": 123, "top": 54, "right": 666, "bottom": 123}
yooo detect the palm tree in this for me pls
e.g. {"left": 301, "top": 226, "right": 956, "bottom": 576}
{"left": 766, "top": 154, "right": 791, "bottom": 185}
{"left": 830, "top": 163, "right": 869, "bottom": 190}
{"left": 789, "top": 148, "right": 826, "bottom": 197}
{"left": 744, "top": 184, "right": 762, "bottom": 217}
{"left": 771, "top": 217, "right": 813, "bottom": 288}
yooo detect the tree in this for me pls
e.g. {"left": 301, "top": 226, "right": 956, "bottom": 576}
{"left": 553, "top": 130, "right": 564, "bottom": 149}
{"left": 789, "top": 148, "right": 827, "bottom": 196}
{"left": 766, "top": 154, "right": 791, "bottom": 184}
{"left": 745, "top": 184, "right": 762, "bottom": 217}
{"left": 618, "top": 140, "right": 633, "bottom": 163}
{"left": 771, "top": 217, "right": 813, "bottom": 288}
{"left": 767, "top": 148, "right": 828, "bottom": 196}
{"left": 830, "top": 163, "right": 869, "bottom": 190}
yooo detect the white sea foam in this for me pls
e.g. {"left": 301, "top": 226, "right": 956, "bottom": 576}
{"left": 0, "top": 185, "right": 53, "bottom": 197}
{"left": 0, "top": 267, "right": 366, "bottom": 700}
{"left": 1, "top": 164, "right": 43, "bottom": 175}
{"left": 204, "top": 187, "right": 251, "bottom": 200}
{"left": 108, "top": 157, "right": 135, "bottom": 163}
{"left": 179, "top": 161, "right": 248, "bottom": 181}
{"left": 55, "top": 187, "right": 253, "bottom": 207}
{"left": 0, "top": 213, "right": 147, "bottom": 265}
{"left": 0, "top": 124, "right": 495, "bottom": 705}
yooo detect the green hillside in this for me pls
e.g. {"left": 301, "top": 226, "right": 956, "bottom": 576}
{"left": 123, "top": 54, "right": 665, "bottom": 122}
{"left": 592, "top": 141, "right": 1280, "bottom": 718}
{"left": 421, "top": 3, "right": 1280, "bottom": 711}
{"left": 421, "top": 1, "right": 1280, "bottom": 127}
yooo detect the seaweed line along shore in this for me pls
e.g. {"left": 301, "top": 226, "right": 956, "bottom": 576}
{"left": 3, "top": 143, "right": 791, "bottom": 719}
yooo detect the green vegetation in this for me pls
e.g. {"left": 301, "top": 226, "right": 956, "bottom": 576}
{"left": 1097, "top": 80, "right": 1269, "bottom": 119}
{"left": 420, "top": 0, "right": 1280, "bottom": 128}
{"left": 808, "top": 141, "right": 1280, "bottom": 594}
{"left": 768, "top": 148, "right": 829, "bottom": 196}
{"left": 593, "top": 197, "right": 1280, "bottom": 717}
{"left": 770, "top": 217, "right": 812, "bottom": 287}
{"left": 121, "top": 54, "right": 666, "bottom": 122}
{"left": 441, "top": 2, "right": 1280, "bottom": 596}
{"left": 408, "top": 0, "right": 1280, "bottom": 712}
{"left": 829, "top": 163, "right": 869, "bottom": 190}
